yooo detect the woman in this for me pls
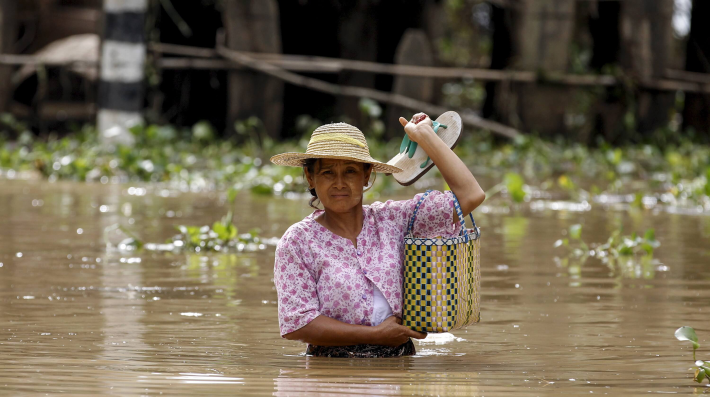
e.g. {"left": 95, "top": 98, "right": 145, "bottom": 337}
{"left": 270, "top": 114, "right": 485, "bottom": 357}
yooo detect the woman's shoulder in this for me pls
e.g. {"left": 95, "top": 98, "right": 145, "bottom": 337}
{"left": 277, "top": 215, "right": 319, "bottom": 249}
{"left": 365, "top": 197, "right": 414, "bottom": 225}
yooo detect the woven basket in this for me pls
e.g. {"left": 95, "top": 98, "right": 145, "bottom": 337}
{"left": 402, "top": 190, "right": 482, "bottom": 333}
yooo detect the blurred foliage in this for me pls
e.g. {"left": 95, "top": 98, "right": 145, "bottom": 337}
{"left": 3, "top": 94, "right": 710, "bottom": 211}
{"left": 442, "top": 79, "right": 486, "bottom": 109}
{"left": 437, "top": 0, "right": 492, "bottom": 67}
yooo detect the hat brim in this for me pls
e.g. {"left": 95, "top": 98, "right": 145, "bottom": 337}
{"left": 385, "top": 111, "right": 463, "bottom": 186}
{"left": 270, "top": 152, "right": 403, "bottom": 174}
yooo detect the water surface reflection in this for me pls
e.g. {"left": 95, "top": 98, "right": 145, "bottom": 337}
{"left": 0, "top": 180, "right": 708, "bottom": 395}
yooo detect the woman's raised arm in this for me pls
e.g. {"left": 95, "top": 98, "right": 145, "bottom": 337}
{"left": 399, "top": 115, "right": 485, "bottom": 220}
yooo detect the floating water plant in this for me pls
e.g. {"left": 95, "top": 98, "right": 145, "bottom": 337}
{"left": 553, "top": 223, "right": 588, "bottom": 258}
{"left": 4, "top": 109, "right": 710, "bottom": 213}
{"left": 596, "top": 228, "right": 660, "bottom": 257}
{"left": 554, "top": 225, "right": 659, "bottom": 258}
{"left": 554, "top": 224, "right": 661, "bottom": 279}
{"left": 485, "top": 172, "right": 527, "bottom": 203}
{"left": 166, "top": 187, "right": 271, "bottom": 252}
{"left": 105, "top": 188, "right": 278, "bottom": 253}
{"left": 674, "top": 326, "right": 709, "bottom": 384}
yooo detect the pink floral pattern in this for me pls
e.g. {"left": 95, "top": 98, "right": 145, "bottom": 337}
{"left": 274, "top": 190, "right": 462, "bottom": 337}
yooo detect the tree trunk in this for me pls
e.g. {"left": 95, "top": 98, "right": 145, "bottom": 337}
{"left": 386, "top": 29, "right": 434, "bottom": 138}
{"left": 682, "top": 0, "right": 710, "bottom": 136}
{"left": 223, "top": 0, "right": 283, "bottom": 138}
{"left": 588, "top": 1, "right": 621, "bottom": 71}
{"left": 336, "top": 0, "right": 378, "bottom": 123}
{"left": 483, "top": 4, "right": 517, "bottom": 123}
{"left": 587, "top": 1, "right": 626, "bottom": 143}
{"left": 620, "top": 0, "right": 674, "bottom": 135}
{"left": 0, "top": 0, "right": 16, "bottom": 113}
{"left": 513, "top": 0, "right": 576, "bottom": 136}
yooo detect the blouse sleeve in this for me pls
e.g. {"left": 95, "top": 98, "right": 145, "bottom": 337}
{"left": 273, "top": 227, "right": 321, "bottom": 337}
{"left": 376, "top": 190, "right": 463, "bottom": 238}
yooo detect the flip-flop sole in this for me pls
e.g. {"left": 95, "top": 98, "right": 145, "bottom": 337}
{"left": 385, "top": 111, "right": 463, "bottom": 186}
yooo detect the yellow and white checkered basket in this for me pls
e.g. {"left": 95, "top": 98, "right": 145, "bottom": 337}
{"left": 402, "top": 190, "right": 481, "bottom": 333}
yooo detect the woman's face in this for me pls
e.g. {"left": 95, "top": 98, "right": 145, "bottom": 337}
{"left": 305, "top": 159, "right": 372, "bottom": 213}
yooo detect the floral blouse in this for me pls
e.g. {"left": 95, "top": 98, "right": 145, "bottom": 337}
{"left": 274, "top": 190, "right": 462, "bottom": 337}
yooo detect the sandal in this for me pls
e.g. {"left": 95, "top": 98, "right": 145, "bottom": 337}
{"left": 386, "top": 111, "right": 463, "bottom": 186}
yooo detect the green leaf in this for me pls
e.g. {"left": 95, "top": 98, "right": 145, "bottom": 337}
{"left": 618, "top": 245, "right": 634, "bottom": 256}
{"left": 119, "top": 237, "right": 143, "bottom": 251}
{"left": 213, "top": 221, "right": 228, "bottom": 240}
{"left": 695, "top": 368, "right": 707, "bottom": 384}
{"left": 250, "top": 184, "right": 273, "bottom": 195}
{"left": 640, "top": 242, "right": 654, "bottom": 255}
{"left": 192, "top": 120, "right": 215, "bottom": 142}
{"left": 569, "top": 224, "right": 582, "bottom": 240}
{"left": 558, "top": 174, "right": 575, "bottom": 191}
{"left": 221, "top": 211, "right": 233, "bottom": 228}
{"left": 675, "top": 326, "right": 700, "bottom": 350}
{"left": 229, "top": 225, "right": 238, "bottom": 240}
{"left": 644, "top": 229, "right": 655, "bottom": 241}
{"left": 227, "top": 187, "right": 238, "bottom": 204}
{"left": 504, "top": 172, "right": 526, "bottom": 203}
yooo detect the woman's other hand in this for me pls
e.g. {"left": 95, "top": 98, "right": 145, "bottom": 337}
{"left": 374, "top": 316, "right": 427, "bottom": 347}
{"left": 399, "top": 113, "right": 434, "bottom": 144}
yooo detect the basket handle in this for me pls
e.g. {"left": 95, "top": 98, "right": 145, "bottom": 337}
{"left": 453, "top": 191, "right": 480, "bottom": 243}
{"left": 407, "top": 190, "right": 480, "bottom": 241}
{"left": 406, "top": 189, "right": 433, "bottom": 236}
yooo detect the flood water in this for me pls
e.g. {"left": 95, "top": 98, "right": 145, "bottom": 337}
{"left": 1, "top": 179, "right": 708, "bottom": 395}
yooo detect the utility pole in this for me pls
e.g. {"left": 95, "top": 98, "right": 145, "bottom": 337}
{"left": 97, "top": 0, "right": 147, "bottom": 146}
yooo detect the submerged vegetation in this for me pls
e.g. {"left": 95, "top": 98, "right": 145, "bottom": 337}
{"left": 674, "top": 326, "right": 709, "bottom": 384}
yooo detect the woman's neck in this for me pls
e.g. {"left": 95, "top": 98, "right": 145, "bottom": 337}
{"left": 316, "top": 204, "right": 364, "bottom": 247}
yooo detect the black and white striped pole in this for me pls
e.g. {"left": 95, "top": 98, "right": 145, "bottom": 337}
{"left": 97, "top": 0, "right": 147, "bottom": 146}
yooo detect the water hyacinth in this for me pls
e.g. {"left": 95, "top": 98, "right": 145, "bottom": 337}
{"left": 674, "top": 326, "right": 709, "bottom": 384}
{"left": 104, "top": 187, "right": 279, "bottom": 254}
{"left": 553, "top": 224, "right": 661, "bottom": 279}
{"left": 105, "top": 223, "right": 278, "bottom": 254}
{"left": 3, "top": 110, "right": 710, "bottom": 212}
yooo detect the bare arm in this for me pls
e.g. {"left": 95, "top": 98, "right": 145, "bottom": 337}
{"left": 399, "top": 115, "right": 485, "bottom": 221}
{"left": 284, "top": 315, "right": 426, "bottom": 347}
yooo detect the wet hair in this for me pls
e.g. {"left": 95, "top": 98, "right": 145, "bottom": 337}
{"left": 303, "top": 158, "right": 373, "bottom": 209}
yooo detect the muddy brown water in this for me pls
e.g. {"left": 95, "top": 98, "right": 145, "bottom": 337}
{"left": 0, "top": 179, "right": 708, "bottom": 395}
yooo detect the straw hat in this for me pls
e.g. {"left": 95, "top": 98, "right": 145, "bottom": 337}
{"left": 270, "top": 122, "right": 403, "bottom": 174}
